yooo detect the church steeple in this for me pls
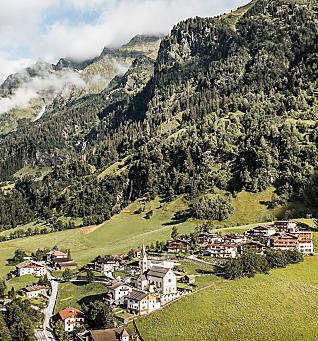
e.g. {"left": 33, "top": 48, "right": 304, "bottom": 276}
{"left": 139, "top": 243, "right": 148, "bottom": 274}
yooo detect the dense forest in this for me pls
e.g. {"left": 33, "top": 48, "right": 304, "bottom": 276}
{"left": 0, "top": 0, "right": 317, "bottom": 230}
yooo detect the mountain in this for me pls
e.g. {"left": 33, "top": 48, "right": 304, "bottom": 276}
{"left": 0, "top": 0, "right": 317, "bottom": 230}
{"left": 0, "top": 34, "right": 162, "bottom": 135}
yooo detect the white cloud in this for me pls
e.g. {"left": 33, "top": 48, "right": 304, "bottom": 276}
{"left": 0, "top": 57, "right": 34, "bottom": 84}
{"left": 0, "top": 69, "right": 86, "bottom": 114}
{"left": 0, "top": 0, "right": 249, "bottom": 82}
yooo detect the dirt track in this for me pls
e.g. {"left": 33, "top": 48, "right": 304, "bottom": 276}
{"left": 81, "top": 221, "right": 106, "bottom": 235}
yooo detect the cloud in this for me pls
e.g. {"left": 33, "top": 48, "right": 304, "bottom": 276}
{"left": 0, "top": 57, "right": 35, "bottom": 85}
{"left": 0, "top": 69, "right": 86, "bottom": 114}
{"left": 0, "top": 0, "right": 249, "bottom": 82}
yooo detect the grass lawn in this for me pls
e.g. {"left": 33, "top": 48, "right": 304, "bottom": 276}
{"left": 177, "top": 275, "right": 222, "bottom": 290}
{"left": 136, "top": 257, "right": 318, "bottom": 341}
{"left": 54, "top": 281, "right": 107, "bottom": 313}
{"left": 6, "top": 275, "right": 40, "bottom": 292}
{"left": 176, "top": 261, "right": 216, "bottom": 275}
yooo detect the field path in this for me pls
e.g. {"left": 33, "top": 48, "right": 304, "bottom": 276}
{"left": 81, "top": 221, "right": 107, "bottom": 235}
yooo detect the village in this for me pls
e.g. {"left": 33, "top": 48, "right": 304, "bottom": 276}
{"left": 0, "top": 220, "right": 314, "bottom": 341}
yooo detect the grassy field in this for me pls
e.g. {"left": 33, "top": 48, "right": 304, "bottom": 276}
{"left": 6, "top": 275, "right": 40, "bottom": 292}
{"left": 54, "top": 281, "right": 107, "bottom": 313}
{"left": 136, "top": 256, "right": 318, "bottom": 341}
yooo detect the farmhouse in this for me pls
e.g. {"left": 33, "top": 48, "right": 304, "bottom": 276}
{"left": 125, "top": 290, "right": 160, "bottom": 315}
{"left": 166, "top": 239, "right": 190, "bottom": 253}
{"left": 22, "top": 285, "right": 46, "bottom": 298}
{"left": 58, "top": 307, "right": 85, "bottom": 332}
{"left": 16, "top": 260, "right": 47, "bottom": 277}
{"left": 105, "top": 281, "right": 133, "bottom": 306}
{"left": 88, "top": 327, "right": 136, "bottom": 341}
{"left": 95, "top": 255, "right": 126, "bottom": 273}
{"left": 46, "top": 249, "right": 68, "bottom": 264}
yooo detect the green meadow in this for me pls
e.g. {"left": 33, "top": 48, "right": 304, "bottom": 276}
{"left": 54, "top": 282, "right": 107, "bottom": 313}
{"left": 136, "top": 256, "right": 318, "bottom": 341}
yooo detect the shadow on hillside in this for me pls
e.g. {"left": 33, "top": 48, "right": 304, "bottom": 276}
{"left": 78, "top": 293, "right": 106, "bottom": 307}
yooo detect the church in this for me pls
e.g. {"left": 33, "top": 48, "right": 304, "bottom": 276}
{"left": 136, "top": 244, "right": 177, "bottom": 294}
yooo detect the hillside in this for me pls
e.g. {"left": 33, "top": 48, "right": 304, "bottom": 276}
{"left": 136, "top": 256, "right": 318, "bottom": 341}
{"left": 0, "top": 0, "right": 317, "bottom": 234}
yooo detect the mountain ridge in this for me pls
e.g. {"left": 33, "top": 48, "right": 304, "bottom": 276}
{"left": 0, "top": 0, "right": 317, "bottom": 232}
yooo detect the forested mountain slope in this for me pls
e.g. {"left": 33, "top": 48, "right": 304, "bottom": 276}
{"left": 0, "top": 35, "right": 161, "bottom": 136}
{"left": 0, "top": 0, "right": 317, "bottom": 231}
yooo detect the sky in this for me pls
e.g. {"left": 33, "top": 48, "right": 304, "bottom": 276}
{"left": 0, "top": 0, "right": 248, "bottom": 83}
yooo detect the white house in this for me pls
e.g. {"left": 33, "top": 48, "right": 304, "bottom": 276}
{"left": 105, "top": 281, "right": 133, "bottom": 305}
{"left": 16, "top": 260, "right": 47, "bottom": 277}
{"left": 208, "top": 242, "right": 237, "bottom": 258}
{"left": 125, "top": 290, "right": 160, "bottom": 315}
{"left": 22, "top": 285, "right": 47, "bottom": 298}
{"left": 58, "top": 307, "right": 85, "bottom": 332}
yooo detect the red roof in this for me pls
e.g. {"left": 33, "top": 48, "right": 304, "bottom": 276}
{"left": 59, "top": 307, "right": 84, "bottom": 321}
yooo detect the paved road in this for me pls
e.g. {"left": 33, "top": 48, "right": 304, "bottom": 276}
{"left": 35, "top": 272, "right": 58, "bottom": 341}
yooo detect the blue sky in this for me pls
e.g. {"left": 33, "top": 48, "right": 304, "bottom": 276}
{"left": 0, "top": 0, "right": 248, "bottom": 82}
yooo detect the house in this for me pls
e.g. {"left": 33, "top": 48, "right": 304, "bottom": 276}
{"left": 22, "top": 285, "right": 47, "bottom": 298}
{"left": 95, "top": 255, "right": 126, "bottom": 273}
{"left": 238, "top": 241, "right": 266, "bottom": 255}
{"left": 105, "top": 281, "right": 133, "bottom": 306}
{"left": 16, "top": 260, "right": 47, "bottom": 277}
{"left": 291, "top": 231, "right": 314, "bottom": 254}
{"left": 125, "top": 290, "right": 160, "bottom": 315}
{"left": 52, "top": 258, "right": 77, "bottom": 270}
{"left": 184, "top": 275, "right": 196, "bottom": 284}
{"left": 58, "top": 307, "right": 85, "bottom": 332}
{"left": 222, "top": 234, "right": 247, "bottom": 244}
{"left": 208, "top": 242, "right": 237, "bottom": 258}
{"left": 88, "top": 327, "right": 137, "bottom": 341}
{"left": 136, "top": 245, "right": 177, "bottom": 294}
{"left": 273, "top": 220, "right": 297, "bottom": 233}
{"left": 268, "top": 233, "right": 299, "bottom": 250}
{"left": 246, "top": 225, "right": 277, "bottom": 237}
{"left": 46, "top": 249, "right": 68, "bottom": 264}
{"left": 199, "top": 233, "right": 222, "bottom": 245}
{"left": 165, "top": 239, "right": 190, "bottom": 253}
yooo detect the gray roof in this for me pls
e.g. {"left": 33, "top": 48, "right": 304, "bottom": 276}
{"left": 107, "top": 281, "right": 127, "bottom": 290}
{"left": 147, "top": 266, "right": 170, "bottom": 278}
